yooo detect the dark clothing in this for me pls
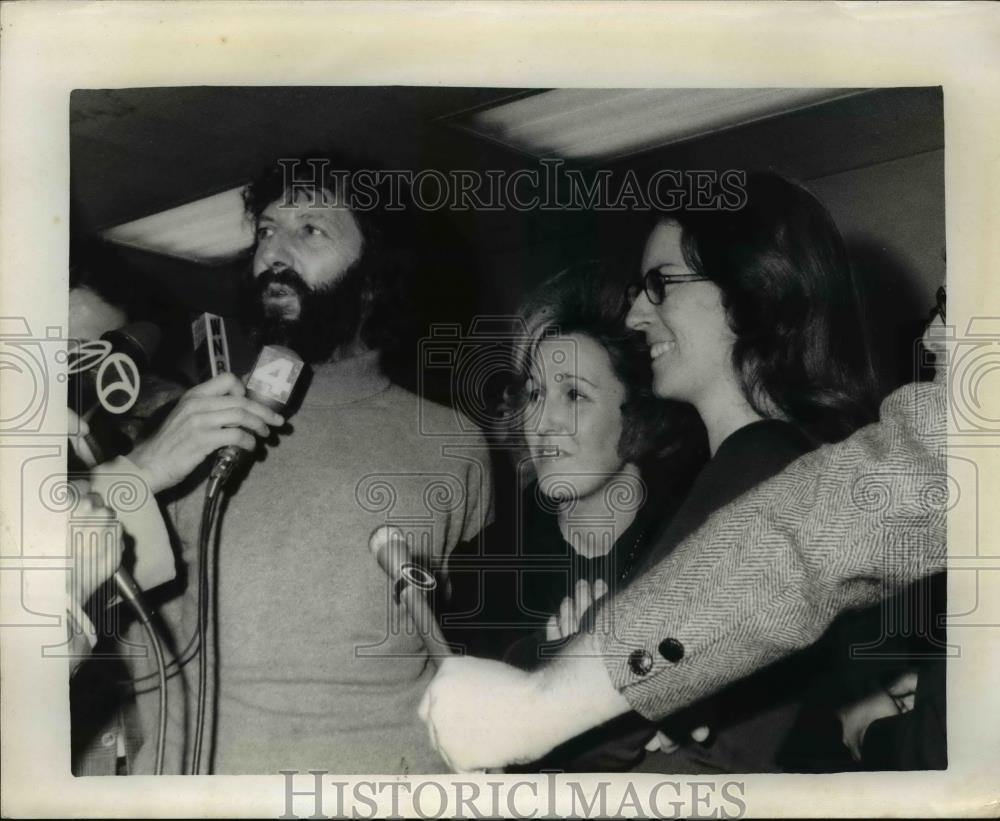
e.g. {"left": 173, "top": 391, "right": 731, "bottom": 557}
{"left": 560, "top": 419, "right": 820, "bottom": 773}
{"left": 631, "top": 420, "right": 817, "bottom": 577}
{"left": 644, "top": 420, "right": 827, "bottom": 773}
{"left": 590, "top": 382, "right": 948, "bottom": 774}
{"left": 441, "top": 481, "right": 671, "bottom": 664}
{"left": 862, "top": 658, "right": 947, "bottom": 770}
{"left": 779, "top": 571, "right": 948, "bottom": 772}
{"left": 503, "top": 490, "right": 669, "bottom": 671}
{"left": 631, "top": 421, "right": 947, "bottom": 774}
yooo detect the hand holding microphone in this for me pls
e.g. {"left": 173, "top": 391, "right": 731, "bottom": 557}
{"left": 209, "top": 345, "right": 303, "bottom": 487}
{"left": 130, "top": 372, "right": 284, "bottom": 494}
{"left": 131, "top": 314, "right": 300, "bottom": 495}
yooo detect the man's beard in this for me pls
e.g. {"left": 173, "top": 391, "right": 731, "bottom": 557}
{"left": 240, "top": 264, "right": 367, "bottom": 365}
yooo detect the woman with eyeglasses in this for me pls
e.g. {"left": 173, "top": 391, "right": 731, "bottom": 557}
{"left": 603, "top": 171, "right": 880, "bottom": 774}
{"left": 505, "top": 263, "right": 707, "bottom": 667}
{"left": 442, "top": 261, "right": 707, "bottom": 676}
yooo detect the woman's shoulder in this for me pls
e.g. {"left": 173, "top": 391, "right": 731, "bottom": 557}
{"left": 702, "top": 419, "right": 816, "bottom": 499}
{"left": 719, "top": 419, "right": 815, "bottom": 465}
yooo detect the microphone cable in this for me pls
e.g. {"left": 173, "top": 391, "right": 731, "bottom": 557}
{"left": 189, "top": 344, "right": 303, "bottom": 775}
{"left": 113, "top": 572, "right": 167, "bottom": 776}
{"left": 111, "top": 464, "right": 227, "bottom": 774}
{"left": 191, "top": 478, "right": 224, "bottom": 775}
{"left": 121, "top": 631, "right": 200, "bottom": 691}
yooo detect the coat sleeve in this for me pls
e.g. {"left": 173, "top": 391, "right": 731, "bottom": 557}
{"left": 89, "top": 455, "right": 175, "bottom": 591}
{"left": 593, "top": 381, "right": 948, "bottom": 721}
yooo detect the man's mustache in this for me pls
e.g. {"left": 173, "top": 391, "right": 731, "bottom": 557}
{"left": 255, "top": 268, "right": 311, "bottom": 296}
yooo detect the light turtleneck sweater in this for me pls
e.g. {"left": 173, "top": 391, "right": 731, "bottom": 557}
{"left": 130, "top": 351, "right": 492, "bottom": 774}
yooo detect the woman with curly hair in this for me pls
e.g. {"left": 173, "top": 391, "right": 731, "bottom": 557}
{"left": 443, "top": 261, "right": 706, "bottom": 670}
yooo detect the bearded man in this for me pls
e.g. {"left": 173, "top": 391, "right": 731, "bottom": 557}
{"left": 128, "top": 156, "right": 492, "bottom": 775}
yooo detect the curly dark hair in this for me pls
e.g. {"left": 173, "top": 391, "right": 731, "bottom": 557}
{"left": 511, "top": 260, "right": 708, "bottom": 486}
{"left": 242, "top": 153, "right": 416, "bottom": 356}
{"left": 663, "top": 171, "right": 879, "bottom": 443}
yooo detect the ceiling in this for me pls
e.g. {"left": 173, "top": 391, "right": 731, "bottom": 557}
{"left": 71, "top": 86, "right": 944, "bottom": 269}
{"left": 71, "top": 86, "right": 528, "bottom": 235}
{"left": 70, "top": 86, "right": 932, "bottom": 227}
{"left": 457, "top": 87, "right": 861, "bottom": 161}
{"left": 68, "top": 85, "right": 944, "bottom": 393}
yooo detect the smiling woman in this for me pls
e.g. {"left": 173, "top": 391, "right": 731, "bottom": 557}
{"left": 627, "top": 172, "right": 880, "bottom": 450}
{"left": 614, "top": 171, "right": 883, "bottom": 775}
{"left": 442, "top": 260, "right": 707, "bottom": 670}
{"left": 448, "top": 172, "right": 888, "bottom": 776}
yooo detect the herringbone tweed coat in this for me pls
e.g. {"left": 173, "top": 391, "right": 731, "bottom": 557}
{"left": 596, "top": 379, "right": 947, "bottom": 720}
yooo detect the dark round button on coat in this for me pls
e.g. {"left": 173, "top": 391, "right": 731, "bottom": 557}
{"left": 658, "top": 637, "right": 685, "bottom": 663}
{"left": 628, "top": 648, "right": 654, "bottom": 676}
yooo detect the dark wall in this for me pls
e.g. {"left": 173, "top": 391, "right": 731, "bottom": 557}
{"left": 810, "top": 150, "right": 944, "bottom": 390}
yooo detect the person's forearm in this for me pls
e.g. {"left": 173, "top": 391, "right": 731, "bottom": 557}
{"left": 594, "top": 380, "right": 946, "bottom": 721}
{"left": 530, "top": 633, "right": 632, "bottom": 743}
{"left": 418, "top": 638, "right": 631, "bottom": 772}
{"left": 421, "top": 380, "right": 946, "bottom": 770}
{"left": 89, "top": 456, "right": 175, "bottom": 591}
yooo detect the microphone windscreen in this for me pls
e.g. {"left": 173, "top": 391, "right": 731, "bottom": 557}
{"left": 102, "top": 321, "right": 162, "bottom": 369}
{"left": 367, "top": 524, "right": 448, "bottom": 660}
{"left": 207, "top": 343, "right": 306, "bottom": 487}
{"left": 368, "top": 525, "right": 407, "bottom": 580}
{"left": 369, "top": 525, "right": 438, "bottom": 593}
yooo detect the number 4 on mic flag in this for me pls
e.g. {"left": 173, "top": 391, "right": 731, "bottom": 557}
{"left": 245, "top": 346, "right": 304, "bottom": 410}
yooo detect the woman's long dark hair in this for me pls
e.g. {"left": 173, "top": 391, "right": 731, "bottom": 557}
{"left": 509, "top": 261, "right": 708, "bottom": 491}
{"left": 666, "top": 172, "right": 879, "bottom": 442}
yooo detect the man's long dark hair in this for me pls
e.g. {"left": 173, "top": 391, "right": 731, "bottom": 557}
{"left": 665, "top": 172, "right": 879, "bottom": 443}
{"left": 242, "top": 153, "right": 416, "bottom": 360}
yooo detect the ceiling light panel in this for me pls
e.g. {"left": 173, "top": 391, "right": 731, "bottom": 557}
{"left": 467, "top": 88, "right": 865, "bottom": 161}
{"left": 101, "top": 186, "right": 252, "bottom": 264}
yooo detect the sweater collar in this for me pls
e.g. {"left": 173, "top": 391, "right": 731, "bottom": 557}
{"left": 301, "top": 349, "right": 391, "bottom": 407}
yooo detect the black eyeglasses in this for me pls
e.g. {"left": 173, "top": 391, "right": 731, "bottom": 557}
{"left": 625, "top": 266, "right": 709, "bottom": 306}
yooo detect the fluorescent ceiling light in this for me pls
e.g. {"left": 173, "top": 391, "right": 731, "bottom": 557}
{"left": 101, "top": 186, "right": 253, "bottom": 264}
{"left": 466, "top": 88, "right": 865, "bottom": 161}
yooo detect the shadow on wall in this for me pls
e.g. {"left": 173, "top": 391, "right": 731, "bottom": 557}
{"left": 846, "top": 234, "right": 941, "bottom": 394}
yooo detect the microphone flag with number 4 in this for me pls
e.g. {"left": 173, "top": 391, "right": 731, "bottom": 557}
{"left": 245, "top": 345, "right": 304, "bottom": 412}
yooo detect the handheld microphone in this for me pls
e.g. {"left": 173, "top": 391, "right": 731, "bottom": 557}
{"left": 103, "top": 322, "right": 162, "bottom": 371}
{"left": 191, "top": 313, "right": 231, "bottom": 382}
{"left": 65, "top": 321, "right": 161, "bottom": 614}
{"left": 368, "top": 525, "right": 453, "bottom": 663}
{"left": 67, "top": 321, "right": 162, "bottom": 417}
{"left": 209, "top": 344, "right": 304, "bottom": 488}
